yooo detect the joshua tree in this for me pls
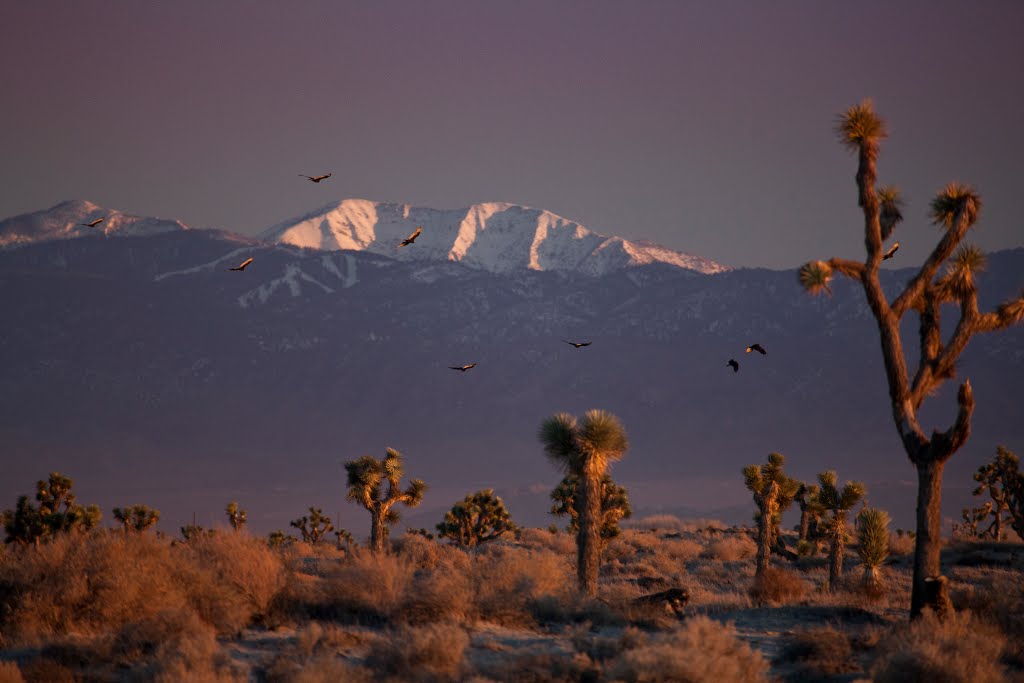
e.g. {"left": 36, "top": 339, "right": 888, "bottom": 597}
{"left": 993, "top": 446, "right": 1024, "bottom": 540}
{"left": 225, "top": 501, "right": 247, "bottom": 531}
{"left": 539, "top": 409, "right": 629, "bottom": 598}
{"left": 549, "top": 473, "right": 632, "bottom": 542}
{"left": 856, "top": 507, "right": 891, "bottom": 591}
{"left": 180, "top": 524, "right": 212, "bottom": 541}
{"left": 971, "top": 446, "right": 1018, "bottom": 541}
{"left": 113, "top": 504, "right": 160, "bottom": 533}
{"left": 290, "top": 507, "right": 333, "bottom": 545}
{"left": 437, "top": 489, "right": 519, "bottom": 548}
{"left": 345, "top": 448, "right": 426, "bottom": 553}
{"left": 795, "top": 482, "right": 825, "bottom": 546}
{"left": 2, "top": 473, "right": 101, "bottom": 545}
{"left": 816, "top": 471, "right": 866, "bottom": 591}
{"left": 955, "top": 503, "right": 992, "bottom": 539}
{"left": 268, "top": 530, "right": 288, "bottom": 549}
{"left": 743, "top": 453, "right": 801, "bottom": 576}
{"left": 798, "top": 100, "right": 1024, "bottom": 616}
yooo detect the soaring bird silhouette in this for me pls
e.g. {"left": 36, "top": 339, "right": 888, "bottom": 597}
{"left": 399, "top": 226, "right": 422, "bottom": 247}
{"left": 745, "top": 343, "right": 767, "bottom": 355}
{"left": 80, "top": 217, "right": 105, "bottom": 228}
{"left": 449, "top": 363, "right": 477, "bottom": 372}
{"left": 727, "top": 359, "right": 739, "bottom": 373}
{"left": 882, "top": 241, "right": 900, "bottom": 260}
{"left": 299, "top": 173, "right": 332, "bottom": 183}
{"left": 229, "top": 257, "right": 254, "bottom": 272}
{"left": 562, "top": 340, "right": 592, "bottom": 348}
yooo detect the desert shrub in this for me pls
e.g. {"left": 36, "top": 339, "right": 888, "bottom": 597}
{"left": 472, "top": 545, "right": 572, "bottom": 626}
{"left": 184, "top": 531, "right": 288, "bottom": 633}
{"left": 401, "top": 552, "right": 474, "bottom": 624}
{"left": 605, "top": 615, "right": 770, "bottom": 682}
{"left": 517, "top": 527, "right": 576, "bottom": 555}
{"left": 749, "top": 566, "right": 808, "bottom": 605}
{"left": 0, "top": 662, "right": 24, "bottom": 683}
{"left": 952, "top": 573, "right": 1024, "bottom": 666}
{"left": 777, "top": 625, "right": 858, "bottom": 680}
{"left": 286, "top": 657, "right": 372, "bottom": 683}
{"left": 871, "top": 610, "right": 1008, "bottom": 683}
{"left": 392, "top": 532, "right": 445, "bottom": 569}
{"left": 364, "top": 622, "right": 469, "bottom": 681}
{"left": 318, "top": 549, "right": 415, "bottom": 624}
{"left": 261, "top": 622, "right": 372, "bottom": 683}
{"left": 702, "top": 534, "right": 756, "bottom": 561}
{"left": 888, "top": 531, "right": 914, "bottom": 556}
{"left": 662, "top": 537, "right": 703, "bottom": 563}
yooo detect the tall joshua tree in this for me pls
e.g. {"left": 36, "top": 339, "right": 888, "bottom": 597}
{"left": 539, "top": 410, "right": 629, "bottom": 598}
{"left": 743, "top": 453, "right": 801, "bottom": 576}
{"left": 345, "top": 448, "right": 426, "bottom": 553}
{"left": 799, "top": 100, "right": 1024, "bottom": 617}
{"left": 550, "top": 472, "right": 632, "bottom": 542}
{"left": 816, "top": 471, "right": 866, "bottom": 592}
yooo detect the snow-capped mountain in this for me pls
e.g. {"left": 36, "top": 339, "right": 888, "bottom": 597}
{"left": 261, "top": 199, "right": 727, "bottom": 276}
{"left": 0, "top": 200, "right": 188, "bottom": 249}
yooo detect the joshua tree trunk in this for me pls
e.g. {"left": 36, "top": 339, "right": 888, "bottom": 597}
{"left": 862, "top": 563, "right": 881, "bottom": 589}
{"left": 799, "top": 508, "right": 810, "bottom": 543}
{"left": 577, "top": 466, "right": 602, "bottom": 598}
{"left": 828, "top": 531, "right": 845, "bottom": 591}
{"left": 755, "top": 481, "right": 779, "bottom": 576}
{"left": 912, "top": 457, "right": 951, "bottom": 615}
{"left": 370, "top": 508, "right": 387, "bottom": 554}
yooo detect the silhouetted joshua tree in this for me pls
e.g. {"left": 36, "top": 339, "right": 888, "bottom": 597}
{"left": 971, "top": 446, "right": 1017, "bottom": 540}
{"left": 816, "top": 471, "right": 865, "bottom": 592}
{"left": 437, "top": 489, "right": 519, "bottom": 548}
{"left": 290, "top": 507, "right": 333, "bottom": 545}
{"left": 225, "top": 501, "right": 247, "bottom": 531}
{"left": 743, "top": 453, "right": 801, "bottom": 576}
{"left": 539, "top": 409, "right": 629, "bottom": 598}
{"left": 113, "top": 504, "right": 160, "bottom": 533}
{"left": 345, "top": 448, "right": 426, "bottom": 553}
{"left": 799, "top": 100, "right": 1024, "bottom": 617}
{"left": 550, "top": 473, "right": 632, "bottom": 543}
{"left": 1, "top": 472, "right": 101, "bottom": 546}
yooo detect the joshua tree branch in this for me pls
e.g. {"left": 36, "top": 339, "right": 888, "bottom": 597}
{"left": 892, "top": 210, "right": 972, "bottom": 317}
{"left": 827, "top": 258, "right": 867, "bottom": 282}
{"left": 926, "top": 381, "right": 974, "bottom": 464}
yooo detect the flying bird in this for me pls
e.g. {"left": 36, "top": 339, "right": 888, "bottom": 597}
{"left": 562, "top": 340, "right": 592, "bottom": 348}
{"left": 80, "top": 217, "right": 105, "bottom": 228}
{"left": 449, "top": 363, "right": 477, "bottom": 372}
{"left": 745, "top": 343, "right": 767, "bottom": 355}
{"left": 299, "top": 173, "right": 332, "bottom": 183}
{"left": 727, "top": 359, "right": 739, "bottom": 373}
{"left": 882, "top": 241, "right": 900, "bottom": 260}
{"left": 229, "top": 257, "right": 254, "bottom": 272}
{"left": 399, "top": 226, "right": 422, "bottom": 247}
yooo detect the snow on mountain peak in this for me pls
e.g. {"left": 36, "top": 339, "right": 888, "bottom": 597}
{"left": 0, "top": 200, "right": 188, "bottom": 249}
{"left": 261, "top": 199, "right": 728, "bottom": 276}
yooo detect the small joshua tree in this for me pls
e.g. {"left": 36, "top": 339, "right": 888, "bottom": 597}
{"left": 799, "top": 99, "right": 1024, "bottom": 616}
{"left": 113, "top": 504, "right": 160, "bottom": 533}
{"left": 549, "top": 473, "right": 632, "bottom": 543}
{"left": 856, "top": 507, "right": 891, "bottom": 592}
{"left": 268, "top": 530, "right": 288, "bottom": 549}
{"left": 743, "top": 453, "right": 801, "bottom": 576}
{"left": 971, "top": 446, "right": 1017, "bottom": 541}
{"left": 180, "top": 524, "right": 213, "bottom": 542}
{"left": 954, "top": 503, "right": 992, "bottom": 539}
{"left": 2, "top": 473, "right": 101, "bottom": 545}
{"left": 437, "top": 489, "right": 519, "bottom": 548}
{"left": 816, "top": 471, "right": 866, "bottom": 591}
{"left": 290, "top": 507, "right": 333, "bottom": 545}
{"left": 345, "top": 448, "right": 427, "bottom": 553}
{"left": 539, "top": 409, "right": 629, "bottom": 598}
{"left": 225, "top": 501, "right": 247, "bottom": 531}
{"left": 795, "top": 483, "right": 823, "bottom": 544}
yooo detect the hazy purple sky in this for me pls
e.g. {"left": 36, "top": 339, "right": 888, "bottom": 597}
{"left": 2, "top": 1, "right": 1022, "bottom": 268}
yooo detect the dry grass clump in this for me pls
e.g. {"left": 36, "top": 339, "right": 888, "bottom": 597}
{"left": 777, "top": 625, "right": 859, "bottom": 681}
{"left": 517, "top": 527, "right": 576, "bottom": 555}
{"left": 952, "top": 572, "right": 1024, "bottom": 666}
{"left": 870, "top": 609, "right": 1008, "bottom": 683}
{"left": 261, "top": 622, "right": 373, "bottom": 683}
{"left": 625, "top": 515, "right": 726, "bottom": 534}
{"left": 364, "top": 622, "right": 469, "bottom": 682}
{"left": 888, "top": 532, "right": 914, "bottom": 556}
{"left": 605, "top": 615, "right": 771, "bottom": 682}
{"left": 0, "top": 662, "right": 24, "bottom": 683}
{"left": 702, "top": 534, "right": 756, "bottom": 562}
{"left": 318, "top": 550, "right": 415, "bottom": 624}
{"left": 403, "top": 552, "right": 474, "bottom": 625}
{"left": 471, "top": 545, "right": 572, "bottom": 626}
{"left": 749, "top": 566, "right": 808, "bottom": 605}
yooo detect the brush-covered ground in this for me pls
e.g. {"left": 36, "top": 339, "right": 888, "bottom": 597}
{"left": 1, "top": 517, "right": 1022, "bottom": 683}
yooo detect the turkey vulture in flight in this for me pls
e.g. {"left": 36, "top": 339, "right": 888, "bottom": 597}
{"left": 229, "top": 257, "right": 254, "bottom": 272}
{"left": 727, "top": 359, "right": 739, "bottom": 373}
{"left": 399, "top": 226, "right": 422, "bottom": 247}
{"left": 299, "top": 173, "right": 332, "bottom": 183}
{"left": 882, "top": 241, "right": 900, "bottom": 260}
{"left": 745, "top": 343, "right": 767, "bottom": 355}
{"left": 80, "top": 217, "right": 105, "bottom": 228}
{"left": 562, "top": 340, "right": 592, "bottom": 348}
{"left": 449, "top": 363, "right": 477, "bottom": 372}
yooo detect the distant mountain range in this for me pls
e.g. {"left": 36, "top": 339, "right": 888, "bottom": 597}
{"left": 1, "top": 200, "right": 1021, "bottom": 535}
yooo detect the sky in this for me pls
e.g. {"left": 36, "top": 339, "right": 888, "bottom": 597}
{"left": 2, "top": 1, "right": 1022, "bottom": 269}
